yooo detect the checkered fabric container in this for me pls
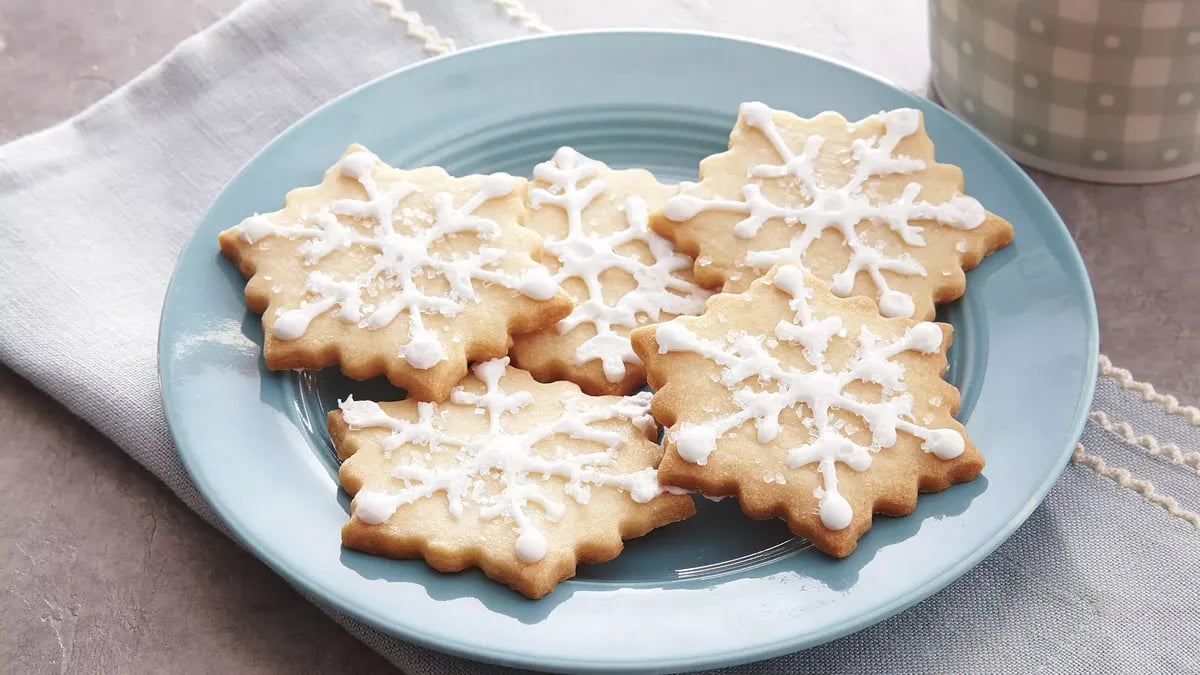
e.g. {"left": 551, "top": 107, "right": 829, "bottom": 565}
{"left": 931, "top": 0, "right": 1200, "bottom": 184}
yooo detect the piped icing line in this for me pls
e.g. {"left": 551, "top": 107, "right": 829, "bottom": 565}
{"left": 1098, "top": 354, "right": 1200, "bottom": 426}
{"left": 661, "top": 102, "right": 986, "bottom": 318}
{"left": 1073, "top": 444, "right": 1200, "bottom": 528}
{"left": 530, "top": 147, "right": 711, "bottom": 383}
{"left": 235, "top": 150, "right": 557, "bottom": 370}
{"left": 340, "top": 357, "right": 682, "bottom": 563}
{"left": 1089, "top": 411, "right": 1200, "bottom": 474}
{"left": 654, "top": 264, "right": 964, "bottom": 531}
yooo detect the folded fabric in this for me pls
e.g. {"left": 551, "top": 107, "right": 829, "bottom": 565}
{"left": 0, "top": 0, "right": 1195, "bottom": 672}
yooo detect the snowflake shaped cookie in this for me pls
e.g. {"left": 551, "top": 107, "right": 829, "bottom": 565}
{"left": 218, "top": 145, "right": 572, "bottom": 402}
{"left": 330, "top": 358, "right": 695, "bottom": 598}
{"left": 652, "top": 102, "right": 1013, "bottom": 320}
{"left": 631, "top": 264, "right": 982, "bottom": 557}
{"left": 510, "top": 147, "right": 712, "bottom": 395}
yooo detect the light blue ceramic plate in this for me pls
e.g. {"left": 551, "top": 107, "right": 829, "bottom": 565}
{"left": 159, "top": 31, "right": 1098, "bottom": 673}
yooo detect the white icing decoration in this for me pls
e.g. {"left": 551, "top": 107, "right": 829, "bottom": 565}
{"left": 655, "top": 264, "right": 965, "bottom": 531}
{"left": 234, "top": 150, "right": 557, "bottom": 369}
{"left": 662, "top": 102, "right": 987, "bottom": 318}
{"left": 340, "top": 357, "right": 680, "bottom": 563}
{"left": 529, "top": 148, "right": 711, "bottom": 382}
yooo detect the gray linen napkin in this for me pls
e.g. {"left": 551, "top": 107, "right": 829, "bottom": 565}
{"left": 0, "top": 0, "right": 1196, "bottom": 672}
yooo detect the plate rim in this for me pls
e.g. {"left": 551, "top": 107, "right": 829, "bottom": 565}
{"left": 158, "top": 28, "right": 1099, "bottom": 672}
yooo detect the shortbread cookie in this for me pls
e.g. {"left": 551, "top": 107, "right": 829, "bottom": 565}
{"left": 510, "top": 148, "right": 712, "bottom": 395}
{"left": 329, "top": 357, "right": 696, "bottom": 599}
{"left": 218, "top": 145, "right": 572, "bottom": 402}
{"left": 631, "top": 264, "right": 981, "bottom": 557}
{"left": 652, "top": 102, "right": 1014, "bottom": 320}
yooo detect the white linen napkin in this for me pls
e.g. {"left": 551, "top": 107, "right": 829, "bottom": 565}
{"left": 1, "top": 0, "right": 1195, "bottom": 672}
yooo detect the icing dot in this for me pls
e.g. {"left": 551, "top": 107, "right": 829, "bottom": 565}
{"left": 960, "top": 40, "right": 973, "bottom": 55}
{"left": 402, "top": 335, "right": 447, "bottom": 369}
{"left": 963, "top": 98, "right": 977, "bottom": 114}
{"left": 479, "top": 172, "right": 518, "bottom": 198}
{"left": 516, "top": 267, "right": 558, "bottom": 300}
{"left": 819, "top": 490, "right": 853, "bottom": 530}
{"left": 273, "top": 309, "right": 315, "bottom": 340}
{"left": 340, "top": 397, "right": 390, "bottom": 428}
{"left": 1164, "top": 148, "right": 1180, "bottom": 162}
{"left": 1091, "top": 149, "right": 1109, "bottom": 162}
{"left": 515, "top": 528, "right": 548, "bottom": 563}
{"left": 238, "top": 215, "right": 274, "bottom": 244}
{"left": 353, "top": 491, "right": 396, "bottom": 525}
{"left": 1022, "top": 132, "right": 1038, "bottom": 147}
{"left": 1179, "top": 92, "right": 1195, "bottom": 106}
{"left": 773, "top": 264, "right": 807, "bottom": 295}
{"left": 673, "top": 423, "right": 719, "bottom": 465}
{"left": 829, "top": 270, "right": 856, "bottom": 297}
{"left": 907, "top": 322, "right": 944, "bottom": 353}
{"left": 655, "top": 321, "right": 698, "bottom": 352}
{"left": 663, "top": 194, "right": 708, "bottom": 221}
{"left": 1190, "top": 31, "right": 1200, "bottom": 46}
{"left": 628, "top": 470, "right": 664, "bottom": 503}
{"left": 740, "top": 100, "right": 775, "bottom": 127}
{"left": 882, "top": 108, "right": 922, "bottom": 137}
{"left": 922, "top": 428, "right": 965, "bottom": 459}
{"left": 1103, "top": 34, "right": 1121, "bottom": 49}
{"left": 336, "top": 151, "right": 378, "bottom": 179}
{"left": 1029, "top": 18, "right": 1045, "bottom": 33}
{"left": 878, "top": 289, "right": 915, "bottom": 318}
{"left": 1098, "top": 93, "right": 1115, "bottom": 108}
{"left": 1022, "top": 74, "right": 1038, "bottom": 89}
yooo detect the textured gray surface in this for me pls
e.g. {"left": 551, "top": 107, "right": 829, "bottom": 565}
{"left": 0, "top": 1, "right": 1196, "bottom": 673}
{"left": 0, "top": 1, "right": 392, "bottom": 673}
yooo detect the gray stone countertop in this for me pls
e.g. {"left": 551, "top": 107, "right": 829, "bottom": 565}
{"left": 1, "top": 1, "right": 1196, "bottom": 672}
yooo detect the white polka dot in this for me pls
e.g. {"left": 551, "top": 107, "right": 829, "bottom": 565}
{"left": 963, "top": 98, "right": 977, "bottom": 114}
{"left": 961, "top": 40, "right": 974, "bottom": 55}
{"left": 1189, "top": 31, "right": 1200, "bottom": 46}
{"left": 1029, "top": 18, "right": 1045, "bottom": 33}
{"left": 1103, "top": 34, "right": 1121, "bottom": 49}
{"left": 1023, "top": 74, "right": 1039, "bottom": 88}
{"left": 1179, "top": 92, "right": 1194, "bottom": 106}
{"left": 1092, "top": 149, "right": 1109, "bottom": 162}
{"left": 1022, "top": 133, "right": 1038, "bottom": 147}
{"left": 1164, "top": 148, "right": 1180, "bottom": 161}
{"left": 1098, "top": 93, "right": 1115, "bottom": 107}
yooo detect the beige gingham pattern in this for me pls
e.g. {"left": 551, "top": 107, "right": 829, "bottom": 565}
{"left": 931, "top": 0, "right": 1200, "bottom": 181}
